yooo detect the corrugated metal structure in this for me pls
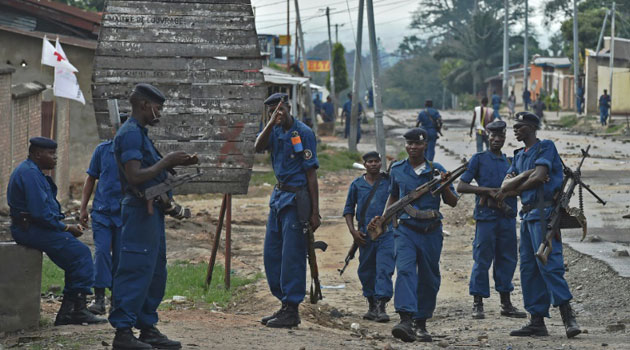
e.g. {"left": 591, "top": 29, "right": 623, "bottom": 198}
{"left": 92, "top": 0, "right": 264, "bottom": 195}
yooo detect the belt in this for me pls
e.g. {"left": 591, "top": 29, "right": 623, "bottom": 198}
{"left": 400, "top": 220, "right": 441, "bottom": 234}
{"left": 521, "top": 201, "right": 554, "bottom": 213}
{"left": 403, "top": 205, "right": 440, "bottom": 220}
{"left": 276, "top": 182, "right": 304, "bottom": 193}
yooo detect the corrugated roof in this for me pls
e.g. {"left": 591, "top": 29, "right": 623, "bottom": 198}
{"left": 532, "top": 57, "right": 571, "bottom": 68}
{"left": 0, "top": 24, "right": 97, "bottom": 49}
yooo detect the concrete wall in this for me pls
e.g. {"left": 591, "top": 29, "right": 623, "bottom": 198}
{"left": 0, "top": 30, "right": 99, "bottom": 187}
{"left": 585, "top": 55, "right": 599, "bottom": 114}
{"left": 0, "top": 68, "right": 14, "bottom": 209}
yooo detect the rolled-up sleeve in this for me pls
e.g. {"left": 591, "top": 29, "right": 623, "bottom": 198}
{"left": 86, "top": 144, "right": 102, "bottom": 178}
{"left": 460, "top": 154, "right": 479, "bottom": 184}
{"left": 343, "top": 182, "right": 357, "bottom": 217}
{"left": 534, "top": 141, "right": 556, "bottom": 171}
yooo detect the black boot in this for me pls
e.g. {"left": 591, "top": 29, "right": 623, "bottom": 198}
{"left": 500, "top": 292, "right": 526, "bottom": 318}
{"left": 266, "top": 303, "right": 301, "bottom": 328}
{"left": 88, "top": 288, "right": 107, "bottom": 315}
{"left": 413, "top": 319, "right": 432, "bottom": 342}
{"left": 72, "top": 293, "right": 108, "bottom": 325}
{"left": 261, "top": 302, "right": 286, "bottom": 325}
{"left": 54, "top": 294, "right": 75, "bottom": 326}
{"left": 391, "top": 312, "right": 415, "bottom": 342}
{"left": 559, "top": 302, "right": 581, "bottom": 338}
{"left": 363, "top": 297, "right": 377, "bottom": 321}
{"left": 139, "top": 326, "right": 182, "bottom": 349}
{"left": 374, "top": 299, "right": 390, "bottom": 323}
{"left": 510, "top": 315, "right": 549, "bottom": 336}
{"left": 113, "top": 328, "right": 153, "bottom": 350}
{"left": 472, "top": 296, "right": 485, "bottom": 319}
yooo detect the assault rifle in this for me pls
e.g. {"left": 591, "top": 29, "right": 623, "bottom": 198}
{"left": 305, "top": 224, "right": 328, "bottom": 304}
{"left": 144, "top": 171, "right": 203, "bottom": 218}
{"left": 536, "top": 145, "right": 607, "bottom": 264}
{"left": 368, "top": 161, "right": 468, "bottom": 240}
{"left": 338, "top": 243, "right": 358, "bottom": 276}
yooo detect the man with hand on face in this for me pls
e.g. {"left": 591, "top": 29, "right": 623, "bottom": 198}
{"left": 369, "top": 128, "right": 459, "bottom": 343}
{"left": 496, "top": 112, "right": 581, "bottom": 339}
{"left": 7, "top": 137, "right": 107, "bottom": 326}
{"left": 255, "top": 93, "right": 320, "bottom": 328}
{"left": 343, "top": 151, "right": 395, "bottom": 323}
{"left": 457, "top": 120, "right": 526, "bottom": 320}
{"left": 108, "top": 84, "right": 198, "bottom": 350}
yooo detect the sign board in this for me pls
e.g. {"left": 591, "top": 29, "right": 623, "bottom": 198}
{"left": 278, "top": 35, "right": 291, "bottom": 46}
{"left": 302, "top": 60, "right": 330, "bottom": 72}
{"left": 92, "top": 0, "right": 264, "bottom": 195}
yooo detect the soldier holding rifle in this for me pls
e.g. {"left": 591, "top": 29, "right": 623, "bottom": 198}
{"left": 342, "top": 151, "right": 395, "bottom": 323}
{"left": 495, "top": 112, "right": 581, "bottom": 339}
{"left": 369, "top": 128, "right": 460, "bottom": 343}
{"left": 255, "top": 93, "right": 320, "bottom": 328}
{"left": 456, "top": 120, "right": 526, "bottom": 320}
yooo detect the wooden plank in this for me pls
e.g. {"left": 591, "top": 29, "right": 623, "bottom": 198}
{"left": 107, "top": 1, "right": 252, "bottom": 15}
{"left": 99, "top": 27, "right": 257, "bottom": 45}
{"left": 96, "top": 41, "right": 258, "bottom": 58}
{"left": 93, "top": 56, "right": 261, "bottom": 71}
{"left": 115, "top": 0, "right": 251, "bottom": 4}
{"left": 93, "top": 69, "right": 263, "bottom": 84}
{"left": 175, "top": 167, "right": 252, "bottom": 180}
{"left": 150, "top": 123, "right": 258, "bottom": 142}
{"left": 175, "top": 181, "right": 249, "bottom": 195}
{"left": 101, "top": 14, "right": 255, "bottom": 31}
{"left": 93, "top": 98, "right": 262, "bottom": 115}
{"left": 93, "top": 84, "right": 265, "bottom": 101}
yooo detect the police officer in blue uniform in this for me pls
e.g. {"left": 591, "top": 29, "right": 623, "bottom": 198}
{"left": 599, "top": 89, "right": 611, "bottom": 126}
{"left": 109, "top": 84, "right": 198, "bottom": 350}
{"left": 343, "top": 92, "right": 363, "bottom": 142}
{"left": 496, "top": 112, "right": 581, "bottom": 339}
{"left": 7, "top": 137, "right": 106, "bottom": 326}
{"left": 491, "top": 91, "right": 502, "bottom": 120}
{"left": 255, "top": 93, "right": 321, "bottom": 328}
{"left": 79, "top": 114, "right": 128, "bottom": 315}
{"left": 343, "top": 151, "right": 395, "bottom": 323}
{"left": 415, "top": 100, "right": 442, "bottom": 161}
{"left": 370, "top": 128, "right": 459, "bottom": 343}
{"left": 457, "top": 120, "right": 526, "bottom": 320}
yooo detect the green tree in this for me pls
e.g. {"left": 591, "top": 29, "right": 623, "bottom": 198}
{"left": 326, "top": 43, "right": 350, "bottom": 97}
{"left": 382, "top": 52, "right": 443, "bottom": 109}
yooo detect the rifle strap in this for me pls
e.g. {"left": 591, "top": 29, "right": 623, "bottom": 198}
{"left": 358, "top": 174, "right": 383, "bottom": 228}
{"left": 426, "top": 108, "right": 441, "bottom": 131}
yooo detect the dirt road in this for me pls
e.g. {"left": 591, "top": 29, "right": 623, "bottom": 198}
{"left": 3, "top": 110, "right": 630, "bottom": 350}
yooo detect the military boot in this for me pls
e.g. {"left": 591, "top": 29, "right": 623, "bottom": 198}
{"left": 266, "top": 303, "right": 301, "bottom": 328}
{"left": 413, "top": 319, "right": 432, "bottom": 342}
{"left": 112, "top": 328, "right": 153, "bottom": 350}
{"left": 72, "top": 293, "right": 108, "bottom": 325}
{"left": 391, "top": 312, "right": 416, "bottom": 342}
{"left": 559, "top": 302, "right": 581, "bottom": 338}
{"left": 374, "top": 298, "right": 390, "bottom": 323}
{"left": 362, "top": 297, "right": 377, "bottom": 321}
{"left": 88, "top": 288, "right": 107, "bottom": 315}
{"left": 139, "top": 326, "right": 182, "bottom": 349}
{"left": 54, "top": 294, "right": 75, "bottom": 326}
{"left": 500, "top": 292, "right": 526, "bottom": 318}
{"left": 510, "top": 315, "right": 549, "bottom": 336}
{"left": 472, "top": 296, "right": 485, "bottom": 319}
{"left": 261, "top": 302, "right": 286, "bottom": 325}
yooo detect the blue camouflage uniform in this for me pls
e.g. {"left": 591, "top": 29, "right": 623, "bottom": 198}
{"left": 87, "top": 140, "right": 123, "bottom": 290}
{"left": 416, "top": 108, "right": 441, "bottom": 161}
{"left": 599, "top": 94, "right": 611, "bottom": 125}
{"left": 109, "top": 117, "right": 169, "bottom": 329}
{"left": 491, "top": 94, "right": 502, "bottom": 120}
{"left": 389, "top": 159, "right": 456, "bottom": 320}
{"left": 8, "top": 159, "right": 94, "bottom": 296}
{"left": 343, "top": 100, "right": 363, "bottom": 142}
{"left": 264, "top": 119, "right": 319, "bottom": 306}
{"left": 343, "top": 174, "right": 395, "bottom": 300}
{"left": 508, "top": 139, "right": 572, "bottom": 317}
{"left": 460, "top": 151, "right": 518, "bottom": 298}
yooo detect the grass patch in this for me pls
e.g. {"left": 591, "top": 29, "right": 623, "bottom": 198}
{"left": 41, "top": 256, "right": 261, "bottom": 307}
{"left": 318, "top": 144, "right": 361, "bottom": 173}
{"left": 250, "top": 171, "right": 277, "bottom": 186}
{"left": 606, "top": 123, "right": 624, "bottom": 133}
{"left": 559, "top": 114, "right": 579, "bottom": 128}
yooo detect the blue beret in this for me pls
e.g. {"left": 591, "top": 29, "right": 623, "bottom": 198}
{"left": 264, "top": 92, "right": 289, "bottom": 106}
{"left": 486, "top": 120, "right": 507, "bottom": 133}
{"left": 29, "top": 137, "right": 57, "bottom": 149}
{"left": 514, "top": 112, "right": 540, "bottom": 128}
{"left": 362, "top": 151, "right": 381, "bottom": 161}
{"left": 403, "top": 128, "right": 428, "bottom": 142}
{"left": 132, "top": 83, "right": 166, "bottom": 104}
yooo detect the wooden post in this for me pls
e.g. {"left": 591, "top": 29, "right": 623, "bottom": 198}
{"left": 224, "top": 194, "right": 232, "bottom": 289}
{"left": 205, "top": 194, "right": 228, "bottom": 288}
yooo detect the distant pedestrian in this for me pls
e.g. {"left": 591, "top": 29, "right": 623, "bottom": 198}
{"left": 469, "top": 97, "right": 493, "bottom": 153}
{"left": 576, "top": 85, "right": 584, "bottom": 115}
{"left": 532, "top": 94, "right": 545, "bottom": 124}
{"left": 522, "top": 90, "right": 531, "bottom": 111}
{"left": 491, "top": 90, "right": 502, "bottom": 120}
{"left": 313, "top": 94, "right": 322, "bottom": 120}
{"left": 599, "top": 89, "right": 611, "bottom": 126}
{"left": 343, "top": 93, "right": 364, "bottom": 143}
{"left": 321, "top": 96, "right": 335, "bottom": 123}
{"left": 507, "top": 90, "right": 516, "bottom": 119}
{"left": 415, "top": 99, "right": 442, "bottom": 161}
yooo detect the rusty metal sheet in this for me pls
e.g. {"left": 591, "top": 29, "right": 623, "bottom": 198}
{"left": 92, "top": 0, "right": 263, "bottom": 194}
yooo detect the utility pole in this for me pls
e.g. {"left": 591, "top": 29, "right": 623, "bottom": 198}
{"left": 295, "top": 0, "right": 317, "bottom": 135}
{"left": 326, "top": 7, "right": 337, "bottom": 121}
{"left": 609, "top": 1, "right": 615, "bottom": 120}
{"left": 366, "top": 0, "right": 386, "bottom": 169}
{"left": 573, "top": 0, "right": 579, "bottom": 114}
{"left": 349, "top": 0, "right": 364, "bottom": 152}
{"left": 595, "top": 10, "right": 610, "bottom": 55}
{"left": 523, "top": 0, "right": 528, "bottom": 105}
{"left": 502, "top": 0, "right": 509, "bottom": 98}
{"left": 335, "top": 24, "right": 339, "bottom": 42}
{"left": 287, "top": 0, "right": 290, "bottom": 68}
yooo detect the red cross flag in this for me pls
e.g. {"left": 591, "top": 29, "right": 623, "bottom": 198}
{"left": 41, "top": 36, "right": 78, "bottom": 72}
{"left": 53, "top": 38, "right": 85, "bottom": 104}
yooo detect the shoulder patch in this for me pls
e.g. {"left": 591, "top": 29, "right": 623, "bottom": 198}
{"left": 303, "top": 149, "right": 313, "bottom": 160}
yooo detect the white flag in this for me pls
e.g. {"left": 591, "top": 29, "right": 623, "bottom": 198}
{"left": 40, "top": 36, "right": 78, "bottom": 72}
{"left": 54, "top": 67, "right": 85, "bottom": 105}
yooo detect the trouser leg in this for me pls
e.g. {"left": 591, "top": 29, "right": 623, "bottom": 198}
{"left": 91, "top": 219, "right": 114, "bottom": 289}
{"left": 414, "top": 227, "right": 443, "bottom": 320}
{"left": 393, "top": 227, "right": 418, "bottom": 314}
{"left": 136, "top": 216, "right": 167, "bottom": 329}
{"left": 494, "top": 217, "right": 517, "bottom": 293}
{"left": 39, "top": 232, "right": 95, "bottom": 296}
{"left": 469, "top": 221, "right": 495, "bottom": 298}
{"left": 426, "top": 138, "right": 436, "bottom": 161}
{"left": 374, "top": 232, "right": 395, "bottom": 300}
{"left": 519, "top": 221, "right": 551, "bottom": 317}
{"left": 278, "top": 207, "right": 307, "bottom": 305}
{"left": 264, "top": 209, "right": 283, "bottom": 301}
{"left": 357, "top": 239, "right": 377, "bottom": 298}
